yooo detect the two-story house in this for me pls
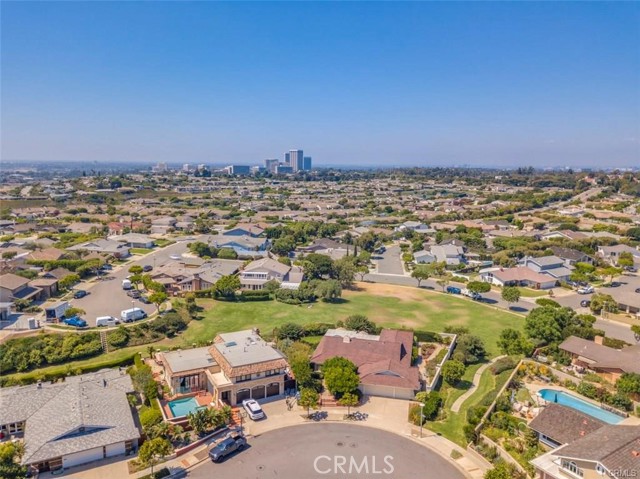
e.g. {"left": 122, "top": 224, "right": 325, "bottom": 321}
{"left": 430, "top": 244, "right": 466, "bottom": 266}
{"left": 521, "top": 255, "right": 573, "bottom": 282}
{"left": 597, "top": 245, "right": 640, "bottom": 267}
{"left": 239, "top": 257, "right": 303, "bottom": 290}
{"left": 0, "top": 273, "right": 43, "bottom": 303}
{"left": 531, "top": 425, "right": 640, "bottom": 479}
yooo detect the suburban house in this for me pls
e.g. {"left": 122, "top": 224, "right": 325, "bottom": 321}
{"left": 520, "top": 256, "right": 573, "bottom": 282}
{"left": 111, "top": 233, "right": 155, "bottom": 249}
{"left": 213, "top": 234, "right": 270, "bottom": 257}
{"left": 395, "top": 221, "right": 433, "bottom": 234}
{"left": 27, "top": 277, "right": 59, "bottom": 299}
{"left": 310, "top": 328, "right": 421, "bottom": 400}
{"left": 549, "top": 246, "right": 595, "bottom": 266}
{"left": 150, "top": 259, "right": 243, "bottom": 294}
{"left": 0, "top": 273, "right": 43, "bottom": 302}
{"left": 239, "top": 257, "right": 304, "bottom": 290}
{"left": 0, "top": 369, "right": 140, "bottom": 473}
{"left": 537, "top": 230, "right": 588, "bottom": 241}
{"left": 558, "top": 336, "right": 640, "bottom": 383}
{"left": 107, "top": 221, "right": 146, "bottom": 236}
{"left": 150, "top": 216, "right": 177, "bottom": 235}
{"left": 528, "top": 403, "right": 606, "bottom": 449}
{"left": 223, "top": 225, "right": 264, "bottom": 237}
{"left": 430, "top": 244, "right": 466, "bottom": 266}
{"left": 413, "top": 250, "right": 436, "bottom": 264}
{"left": 597, "top": 244, "right": 640, "bottom": 267}
{"left": 297, "top": 238, "right": 351, "bottom": 260}
{"left": 158, "top": 329, "right": 290, "bottom": 406}
{"left": 530, "top": 425, "right": 640, "bottom": 479}
{"left": 479, "top": 266, "right": 557, "bottom": 290}
{"left": 26, "top": 247, "right": 67, "bottom": 262}
{"left": 67, "top": 239, "right": 130, "bottom": 258}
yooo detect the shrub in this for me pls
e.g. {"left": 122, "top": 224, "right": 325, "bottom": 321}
{"left": 535, "top": 298, "right": 561, "bottom": 308}
{"left": 302, "top": 323, "right": 335, "bottom": 336}
{"left": 277, "top": 323, "right": 305, "bottom": 341}
{"left": 107, "top": 326, "right": 130, "bottom": 348}
{"left": 140, "top": 407, "right": 163, "bottom": 431}
{"left": 442, "top": 360, "right": 466, "bottom": 385}
{"left": 489, "top": 357, "right": 517, "bottom": 375}
{"left": 577, "top": 381, "right": 598, "bottom": 399}
{"left": 414, "top": 330, "right": 442, "bottom": 343}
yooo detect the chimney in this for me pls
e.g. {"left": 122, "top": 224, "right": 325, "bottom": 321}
{"left": 594, "top": 335, "right": 604, "bottom": 345}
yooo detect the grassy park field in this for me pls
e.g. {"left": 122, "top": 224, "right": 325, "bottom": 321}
{"left": 181, "top": 282, "right": 523, "bottom": 356}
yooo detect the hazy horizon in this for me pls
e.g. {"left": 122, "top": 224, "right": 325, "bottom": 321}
{"left": 2, "top": 2, "right": 639, "bottom": 168}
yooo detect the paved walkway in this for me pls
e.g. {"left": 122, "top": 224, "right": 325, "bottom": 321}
{"left": 451, "top": 356, "right": 506, "bottom": 413}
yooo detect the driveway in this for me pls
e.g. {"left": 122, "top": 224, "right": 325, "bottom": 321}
{"left": 187, "top": 424, "right": 465, "bottom": 479}
{"left": 64, "top": 236, "right": 201, "bottom": 326}
{"left": 374, "top": 245, "right": 405, "bottom": 275}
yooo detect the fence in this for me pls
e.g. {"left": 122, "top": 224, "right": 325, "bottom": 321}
{"left": 424, "top": 333, "right": 457, "bottom": 392}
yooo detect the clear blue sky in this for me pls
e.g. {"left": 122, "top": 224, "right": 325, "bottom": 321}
{"left": 2, "top": 1, "right": 639, "bottom": 168}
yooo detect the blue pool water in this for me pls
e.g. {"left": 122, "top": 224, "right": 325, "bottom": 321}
{"left": 168, "top": 397, "right": 206, "bottom": 418}
{"left": 538, "top": 389, "right": 623, "bottom": 424}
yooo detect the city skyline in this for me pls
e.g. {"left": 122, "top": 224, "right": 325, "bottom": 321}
{"left": 1, "top": 2, "right": 639, "bottom": 168}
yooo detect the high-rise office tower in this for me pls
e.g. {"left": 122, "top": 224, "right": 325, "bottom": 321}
{"left": 289, "top": 149, "right": 303, "bottom": 172}
{"left": 303, "top": 157, "right": 312, "bottom": 171}
{"left": 264, "top": 158, "right": 279, "bottom": 173}
{"left": 284, "top": 152, "right": 290, "bottom": 166}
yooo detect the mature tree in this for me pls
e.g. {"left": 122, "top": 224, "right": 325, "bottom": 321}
{"left": 299, "top": 387, "right": 320, "bottom": 418}
{"left": 632, "top": 324, "right": 640, "bottom": 342}
{"left": 497, "top": 329, "right": 532, "bottom": 356}
{"left": 214, "top": 274, "right": 240, "bottom": 299}
{"left": 455, "top": 335, "right": 486, "bottom": 364}
{"left": 332, "top": 257, "right": 357, "bottom": 288}
{"left": 598, "top": 266, "right": 622, "bottom": 284}
{"left": 616, "top": 373, "right": 640, "bottom": 395}
{"left": 263, "top": 279, "right": 281, "bottom": 294}
{"left": 411, "top": 265, "right": 431, "bottom": 287}
{"left": 441, "top": 360, "right": 466, "bottom": 385}
{"left": 277, "top": 322, "right": 305, "bottom": 341}
{"left": 303, "top": 253, "right": 334, "bottom": 279}
{"left": 321, "top": 356, "right": 357, "bottom": 373}
{"left": 626, "top": 227, "right": 640, "bottom": 241}
{"left": 290, "top": 357, "right": 314, "bottom": 389}
{"left": 128, "top": 265, "right": 143, "bottom": 275}
{"left": 617, "top": 251, "right": 635, "bottom": 269}
{"left": 130, "top": 273, "right": 143, "bottom": 290}
{"left": 355, "top": 264, "right": 369, "bottom": 281}
{"left": 436, "top": 278, "right": 450, "bottom": 292}
{"left": 355, "top": 232, "right": 377, "bottom": 252}
{"left": 138, "top": 437, "right": 172, "bottom": 471}
{"left": 324, "top": 365, "right": 360, "bottom": 398}
{"left": 589, "top": 293, "right": 618, "bottom": 315}
{"left": 59, "top": 273, "right": 81, "bottom": 290}
{"left": 315, "top": 279, "right": 342, "bottom": 302}
{"left": 344, "top": 314, "right": 377, "bottom": 334}
{"left": 271, "top": 235, "right": 296, "bottom": 256}
{"left": 140, "top": 407, "right": 163, "bottom": 432}
{"left": 217, "top": 248, "right": 238, "bottom": 260}
{"left": 0, "top": 441, "right": 27, "bottom": 478}
{"left": 338, "top": 392, "right": 359, "bottom": 415}
{"left": 149, "top": 291, "right": 168, "bottom": 313}
{"left": 501, "top": 286, "right": 521, "bottom": 308}
{"left": 467, "top": 281, "right": 491, "bottom": 294}
{"left": 524, "top": 306, "right": 572, "bottom": 344}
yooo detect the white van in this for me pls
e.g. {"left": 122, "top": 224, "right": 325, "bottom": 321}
{"left": 121, "top": 308, "right": 147, "bottom": 323}
{"left": 96, "top": 316, "right": 119, "bottom": 327}
{"left": 122, "top": 279, "right": 132, "bottom": 290}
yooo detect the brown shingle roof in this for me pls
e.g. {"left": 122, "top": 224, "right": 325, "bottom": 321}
{"left": 528, "top": 403, "right": 606, "bottom": 445}
{"left": 0, "top": 273, "right": 30, "bottom": 291}
{"left": 559, "top": 336, "right": 640, "bottom": 374}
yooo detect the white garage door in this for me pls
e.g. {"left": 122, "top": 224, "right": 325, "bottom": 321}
{"left": 62, "top": 447, "right": 103, "bottom": 468}
{"left": 105, "top": 442, "right": 125, "bottom": 458}
{"left": 361, "top": 384, "right": 415, "bottom": 400}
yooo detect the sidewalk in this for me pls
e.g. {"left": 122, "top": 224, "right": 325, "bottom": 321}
{"left": 451, "top": 356, "right": 506, "bottom": 413}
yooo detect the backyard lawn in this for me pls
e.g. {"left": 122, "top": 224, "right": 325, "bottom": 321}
{"left": 182, "top": 282, "right": 523, "bottom": 356}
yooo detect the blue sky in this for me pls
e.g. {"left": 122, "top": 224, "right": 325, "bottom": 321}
{"left": 2, "top": 2, "right": 639, "bottom": 168}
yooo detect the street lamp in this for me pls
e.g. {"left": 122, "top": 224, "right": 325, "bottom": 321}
{"left": 419, "top": 403, "right": 425, "bottom": 438}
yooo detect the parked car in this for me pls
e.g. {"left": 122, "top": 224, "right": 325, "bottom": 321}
{"left": 635, "top": 288, "right": 640, "bottom": 293}
{"left": 170, "top": 254, "right": 182, "bottom": 260}
{"left": 209, "top": 434, "right": 247, "bottom": 463}
{"left": 99, "top": 264, "right": 113, "bottom": 271}
{"left": 127, "top": 289, "right": 141, "bottom": 299}
{"left": 446, "top": 286, "right": 461, "bottom": 295}
{"left": 580, "top": 300, "right": 591, "bottom": 308}
{"left": 62, "top": 316, "right": 87, "bottom": 328}
{"left": 142, "top": 264, "right": 153, "bottom": 272}
{"left": 96, "top": 316, "right": 119, "bottom": 327}
{"left": 122, "top": 279, "right": 133, "bottom": 290}
{"left": 242, "top": 399, "right": 265, "bottom": 420}
{"left": 139, "top": 295, "right": 151, "bottom": 304}
{"left": 577, "top": 286, "right": 594, "bottom": 295}
{"left": 73, "top": 290, "right": 88, "bottom": 299}
{"left": 461, "top": 288, "right": 481, "bottom": 300}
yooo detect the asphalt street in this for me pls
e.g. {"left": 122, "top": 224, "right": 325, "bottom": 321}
{"left": 69, "top": 236, "right": 201, "bottom": 326}
{"left": 374, "top": 245, "right": 405, "bottom": 275}
{"left": 188, "top": 424, "right": 464, "bottom": 479}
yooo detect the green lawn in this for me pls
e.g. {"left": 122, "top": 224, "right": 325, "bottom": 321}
{"left": 517, "top": 287, "right": 548, "bottom": 298}
{"left": 130, "top": 247, "right": 153, "bottom": 255}
{"left": 182, "top": 285, "right": 523, "bottom": 356}
{"left": 154, "top": 239, "right": 175, "bottom": 248}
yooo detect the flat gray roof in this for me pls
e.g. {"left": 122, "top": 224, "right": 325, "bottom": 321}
{"left": 215, "top": 330, "right": 285, "bottom": 367}
{"left": 163, "top": 347, "right": 216, "bottom": 373}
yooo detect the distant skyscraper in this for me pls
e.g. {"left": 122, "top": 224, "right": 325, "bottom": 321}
{"left": 264, "top": 158, "right": 279, "bottom": 173}
{"left": 289, "top": 149, "right": 303, "bottom": 172}
{"left": 303, "top": 156, "right": 312, "bottom": 171}
{"left": 284, "top": 152, "right": 290, "bottom": 165}
{"left": 182, "top": 163, "right": 190, "bottom": 172}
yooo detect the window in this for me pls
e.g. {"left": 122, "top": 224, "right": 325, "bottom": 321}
{"left": 561, "top": 460, "right": 583, "bottom": 478}
{"left": 236, "top": 374, "right": 251, "bottom": 382}
{"left": 265, "top": 369, "right": 280, "bottom": 377}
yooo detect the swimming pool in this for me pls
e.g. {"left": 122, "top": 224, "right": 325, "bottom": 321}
{"left": 538, "top": 389, "right": 624, "bottom": 424}
{"left": 167, "top": 397, "right": 206, "bottom": 418}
